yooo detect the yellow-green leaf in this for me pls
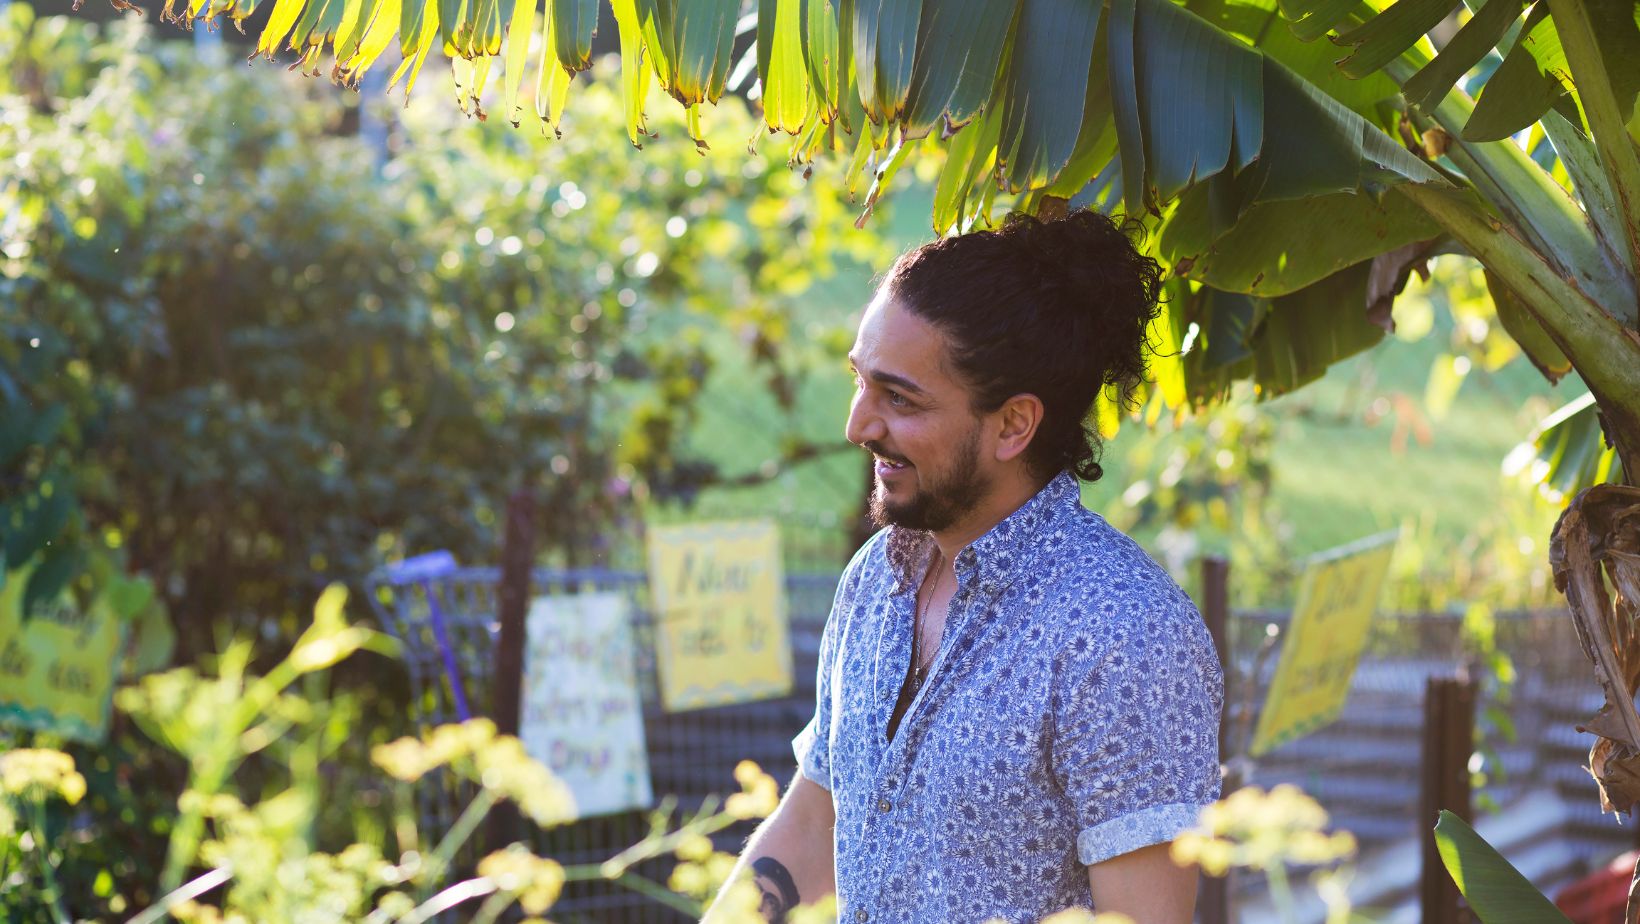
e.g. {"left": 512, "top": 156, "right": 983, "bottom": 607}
{"left": 611, "top": 0, "right": 652, "bottom": 143}
{"left": 759, "top": 0, "right": 814, "bottom": 134}
{"left": 502, "top": 0, "right": 537, "bottom": 124}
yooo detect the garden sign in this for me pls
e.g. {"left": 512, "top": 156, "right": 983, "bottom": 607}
{"left": 520, "top": 591, "right": 653, "bottom": 818}
{"left": 645, "top": 520, "right": 792, "bottom": 712}
{"left": 0, "top": 562, "right": 127, "bottom": 743}
{"left": 1250, "top": 531, "right": 1399, "bottom": 756}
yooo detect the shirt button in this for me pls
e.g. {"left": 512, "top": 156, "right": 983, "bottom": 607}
{"left": 877, "top": 798, "right": 892, "bottom": 813}
{"left": 855, "top": 910, "right": 869, "bottom": 923}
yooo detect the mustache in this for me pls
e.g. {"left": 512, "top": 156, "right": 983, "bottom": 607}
{"left": 862, "top": 441, "right": 910, "bottom": 466}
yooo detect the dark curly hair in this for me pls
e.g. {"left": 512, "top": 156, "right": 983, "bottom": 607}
{"left": 881, "top": 209, "right": 1164, "bottom": 484}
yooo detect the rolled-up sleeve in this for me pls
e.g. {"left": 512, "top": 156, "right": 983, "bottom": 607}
{"left": 1050, "top": 595, "right": 1224, "bottom": 866}
{"left": 791, "top": 613, "right": 837, "bottom": 790}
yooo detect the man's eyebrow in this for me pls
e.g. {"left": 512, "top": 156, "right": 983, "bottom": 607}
{"left": 847, "top": 355, "right": 928, "bottom": 396}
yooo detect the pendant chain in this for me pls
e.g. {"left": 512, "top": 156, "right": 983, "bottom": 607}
{"left": 910, "top": 552, "right": 942, "bottom": 695}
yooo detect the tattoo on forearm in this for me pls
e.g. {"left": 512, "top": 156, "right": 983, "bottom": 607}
{"left": 751, "top": 856, "right": 800, "bottom": 922}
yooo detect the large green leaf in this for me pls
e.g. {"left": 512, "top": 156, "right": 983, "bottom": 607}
{"left": 853, "top": 0, "right": 921, "bottom": 123}
{"left": 1249, "top": 260, "right": 1386, "bottom": 394}
{"left": 1485, "top": 267, "right": 1571, "bottom": 383}
{"left": 1044, "top": 17, "right": 1116, "bottom": 199}
{"left": 932, "top": 103, "right": 1003, "bottom": 233}
{"left": 638, "top": 0, "right": 677, "bottom": 93}
{"left": 1236, "top": 54, "right": 1442, "bottom": 204}
{"left": 1286, "top": 0, "right": 1371, "bottom": 41}
{"left": 1161, "top": 187, "right": 1440, "bottom": 296}
{"left": 759, "top": 0, "right": 812, "bottom": 133}
{"left": 551, "top": 0, "right": 598, "bottom": 72}
{"left": 1109, "top": 0, "right": 1433, "bottom": 215}
{"left": 1520, "top": 393, "right": 1620, "bottom": 500}
{"left": 1402, "top": 0, "right": 1524, "bottom": 111}
{"left": 1181, "top": 264, "right": 1387, "bottom": 401}
{"left": 671, "top": 0, "right": 738, "bottom": 105}
{"left": 1132, "top": 0, "right": 1262, "bottom": 201}
{"left": 1109, "top": 0, "right": 1146, "bottom": 209}
{"left": 799, "top": 0, "right": 842, "bottom": 123}
{"left": 1190, "top": 0, "right": 1400, "bottom": 119}
{"left": 1333, "top": 0, "right": 1451, "bottom": 78}
{"left": 1195, "top": 288, "right": 1264, "bottom": 369}
{"left": 1465, "top": 2, "right": 1572, "bottom": 141}
{"left": 997, "top": 0, "right": 1101, "bottom": 193}
{"left": 501, "top": 0, "right": 537, "bottom": 124}
{"left": 900, "top": 0, "right": 1015, "bottom": 138}
{"left": 1433, "top": 811, "right": 1575, "bottom": 924}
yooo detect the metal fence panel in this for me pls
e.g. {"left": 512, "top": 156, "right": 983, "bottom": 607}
{"left": 366, "top": 566, "right": 836, "bottom": 921}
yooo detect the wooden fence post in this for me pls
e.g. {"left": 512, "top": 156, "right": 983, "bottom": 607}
{"left": 1199, "top": 557, "right": 1232, "bottom": 924}
{"left": 1420, "top": 674, "right": 1476, "bottom": 924}
{"left": 489, "top": 487, "right": 537, "bottom": 851}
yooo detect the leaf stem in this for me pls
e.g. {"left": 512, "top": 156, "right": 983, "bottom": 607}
{"left": 126, "top": 866, "right": 234, "bottom": 924}
{"left": 421, "top": 787, "right": 499, "bottom": 894}
{"left": 1543, "top": 0, "right": 1640, "bottom": 282}
{"left": 30, "top": 800, "right": 70, "bottom": 924}
{"left": 612, "top": 870, "right": 704, "bottom": 917}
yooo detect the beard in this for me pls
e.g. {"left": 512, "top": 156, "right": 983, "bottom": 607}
{"left": 867, "top": 424, "right": 987, "bottom": 533}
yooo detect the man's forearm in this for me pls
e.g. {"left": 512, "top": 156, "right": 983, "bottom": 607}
{"left": 704, "top": 775, "right": 836, "bottom": 923}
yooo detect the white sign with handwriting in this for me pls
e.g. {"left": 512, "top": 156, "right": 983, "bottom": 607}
{"left": 520, "top": 592, "right": 652, "bottom": 818}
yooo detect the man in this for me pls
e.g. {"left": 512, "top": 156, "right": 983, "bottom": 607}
{"left": 710, "top": 210, "right": 1224, "bottom": 923}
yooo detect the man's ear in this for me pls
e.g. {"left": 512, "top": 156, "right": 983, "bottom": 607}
{"left": 993, "top": 394, "right": 1044, "bottom": 463}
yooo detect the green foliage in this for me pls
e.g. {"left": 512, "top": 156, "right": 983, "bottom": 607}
{"left": 0, "top": 6, "right": 892, "bottom": 651}
{"left": 1433, "top": 810, "right": 1574, "bottom": 924}
{"left": 0, "top": 17, "right": 893, "bottom": 914}
{"left": 2, "top": 587, "right": 799, "bottom": 922}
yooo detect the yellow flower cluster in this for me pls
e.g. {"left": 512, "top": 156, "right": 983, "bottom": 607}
{"left": 1170, "top": 784, "right": 1358, "bottom": 876}
{"left": 725, "top": 760, "right": 780, "bottom": 820}
{"left": 371, "top": 718, "right": 577, "bottom": 826}
{"left": 477, "top": 843, "right": 566, "bottom": 914}
{"left": 666, "top": 847, "right": 738, "bottom": 900}
{"left": 0, "top": 748, "right": 85, "bottom": 805}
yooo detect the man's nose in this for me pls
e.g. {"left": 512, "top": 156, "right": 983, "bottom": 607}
{"left": 845, "top": 393, "right": 884, "bottom": 447}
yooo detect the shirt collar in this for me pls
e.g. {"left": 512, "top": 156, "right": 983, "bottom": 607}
{"left": 884, "top": 470, "right": 1082, "bottom": 595}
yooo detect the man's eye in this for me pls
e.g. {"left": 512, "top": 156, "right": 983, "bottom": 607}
{"left": 887, "top": 391, "right": 908, "bottom": 408}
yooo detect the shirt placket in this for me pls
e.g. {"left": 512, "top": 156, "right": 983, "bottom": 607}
{"left": 851, "top": 574, "right": 991, "bottom": 924}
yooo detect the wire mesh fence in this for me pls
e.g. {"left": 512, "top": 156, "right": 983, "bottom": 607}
{"left": 365, "top": 561, "right": 836, "bottom": 922}
{"left": 1229, "top": 606, "right": 1637, "bottom": 910}
{"left": 367, "top": 554, "right": 1632, "bottom": 921}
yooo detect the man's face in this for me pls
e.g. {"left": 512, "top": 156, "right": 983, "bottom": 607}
{"left": 845, "top": 292, "right": 991, "bottom": 533}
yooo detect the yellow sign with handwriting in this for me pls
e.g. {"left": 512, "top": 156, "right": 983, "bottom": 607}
{"left": 0, "top": 564, "right": 126, "bottom": 743}
{"left": 1250, "top": 532, "right": 1398, "bottom": 757}
{"left": 647, "top": 520, "right": 791, "bottom": 712}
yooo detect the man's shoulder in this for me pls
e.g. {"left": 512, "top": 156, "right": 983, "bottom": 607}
{"left": 1036, "top": 508, "right": 1204, "bottom": 639}
{"left": 1049, "top": 507, "right": 1182, "bottom": 593}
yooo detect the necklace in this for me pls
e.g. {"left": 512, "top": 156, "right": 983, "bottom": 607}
{"left": 909, "top": 553, "right": 942, "bottom": 696}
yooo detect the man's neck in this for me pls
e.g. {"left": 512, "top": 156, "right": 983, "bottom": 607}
{"left": 928, "top": 469, "right": 1052, "bottom": 571}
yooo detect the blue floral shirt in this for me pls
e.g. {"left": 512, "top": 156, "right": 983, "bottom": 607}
{"left": 792, "top": 471, "right": 1223, "bottom": 923}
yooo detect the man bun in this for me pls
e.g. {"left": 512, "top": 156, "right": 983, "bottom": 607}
{"left": 882, "top": 208, "right": 1164, "bottom": 483}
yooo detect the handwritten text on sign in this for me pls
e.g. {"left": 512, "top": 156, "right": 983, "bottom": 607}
{"left": 1250, "top": 532, "right": 1398, "bottom": 757}
{"left": 647, "top": 520, "right": 792, "bottom": 712}
{"left": 0, "top": 564, "right": 125, "bottom": 743}
{"left": 520, "top": 592, "right": 652, "bottom": 818}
